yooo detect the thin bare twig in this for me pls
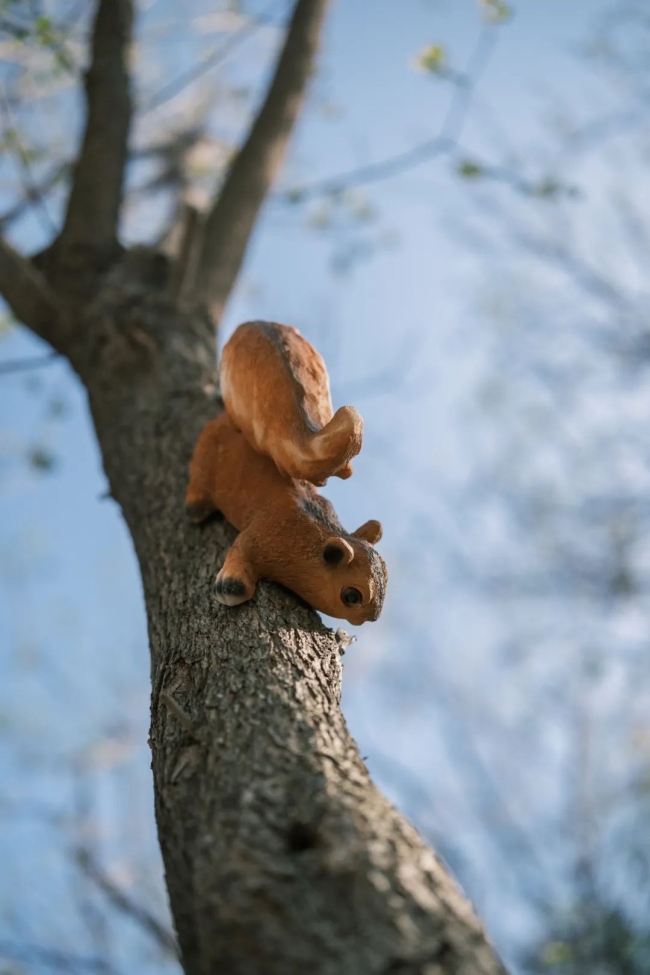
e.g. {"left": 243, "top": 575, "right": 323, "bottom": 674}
{"left": 0, "top": 87, "right": 57, "bottom": 236}
{"left": 0, "top": 350, "right": 59, "bottom": 375}
{"left": 281, "top": 24, "right": 498, "bottom": 200}
{"left": 195, "top": 0, "right": 331, "bottom": 323}
{"left": 168, "top": 204, "right": 202, "bottom": 305}
{"left": 513, "top": 232, "right": 633, "bottom": 312}
{"left": 69, "top": 772, "right": 116, "bottom": 975}
{"left": 0, "top": 161, "right": 68, "bottom": 231}
{"left": 74, "top": 848, "right": 178, "bottom": 958}
{"left": 59, "top": 0, "right": 133, "bottom": 257}
{"left": 0, "top": 940, "right": 112, "bottom": 973}
{"left": 140, "top": 1, "right": 280, "bottom": 116}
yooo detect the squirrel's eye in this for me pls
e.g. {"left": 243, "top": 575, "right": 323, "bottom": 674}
{"left": 341, "top": 586, "right": 362, "bottom": 607}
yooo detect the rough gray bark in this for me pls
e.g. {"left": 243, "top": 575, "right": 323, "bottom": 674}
{"left": 0, "top": 1, "right": 509, "bottom": 972}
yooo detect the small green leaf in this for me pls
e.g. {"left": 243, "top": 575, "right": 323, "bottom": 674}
{"left": 319, "top": 100, "right": 343, "bottom": 119}
{"left": 531, "top": 176, "right": 561, "bottom": 198}
{"left": 28, "top": 446, "right": 56, "bottom": 472}
{"left": 0, "top": 311, "right": 15, "bottom": 334}
{"left": 54, "top": 48, "right": 74, "bottom": 73}
{"left": 35, "top": 15, "right": 56, "bottom": 45}
{"left": 309, "top": 203, "right": 331, "bottom": 229}
{"left": 342, "top": 190, "right": 376, "bottom": 222}
{"left": 350, "top": 200, "right": 376, "bottom": 222}
{"left": 480, "top": 0, "right": 513, "bottom": 23}
{"left": 457, "top": 159, "right": 484, "bottom": 179}
{"left": 541, "top": 941, "right": 573, "bottom": 966}
{"left": 412, "top": 43, "right": 447, "bottom": 75}
{"left": 0, "top": 127, "right": 17, "bottom": 152}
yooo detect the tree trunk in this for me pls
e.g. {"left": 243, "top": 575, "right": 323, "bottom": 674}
{"left": 66, "top": 255, "right": 507, "bottom": 975}
{"left": 0, "top": 3, "right": 508, "bottom": 967}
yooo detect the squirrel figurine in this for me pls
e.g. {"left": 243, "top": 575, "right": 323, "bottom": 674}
{"left": 185, "top": 321, "right": 387, "bottom": 624}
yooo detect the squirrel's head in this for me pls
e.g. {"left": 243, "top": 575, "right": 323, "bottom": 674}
{"left": 293, "top": 519, "right": 387, "bottom": 624}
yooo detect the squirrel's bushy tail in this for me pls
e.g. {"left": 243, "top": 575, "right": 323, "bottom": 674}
{"left": 281, "top": 406, "right": 363, "bottom": 483}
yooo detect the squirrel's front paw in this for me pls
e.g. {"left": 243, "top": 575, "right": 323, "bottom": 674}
{"left": 215, "top": 573, "right": 252, "bottom": 606}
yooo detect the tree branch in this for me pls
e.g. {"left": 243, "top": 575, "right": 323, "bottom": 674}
{"left": 0, "top": 236, "right": 65, "bottom": 346}
{"left": 74, "top": 848, "right": 178, "bottom": 958}
{"left": 0, "top": 351, "right": 59, "bottom": 376}
{"left": 59, "top": 0, "right": 133, "bottom": 260}
{"left": 167, "top": 203, "right": 202, "bottom": 307}
{"left": 280, "top": 24, "right": 497, "bottom": 200}
{"left": 0, "top": 940, "right": 112, "bottom": 973}
{"left": 0, "top": 88, "right": 57, "bottom": 237}
{"left": 195, "top": 0, "right": 330, "bottom": 322}
{"left": 0, "top": 161, "right": 68, "bottom": 232}
{"left": 140, "top": 0, "right": 279, "bottom": 116}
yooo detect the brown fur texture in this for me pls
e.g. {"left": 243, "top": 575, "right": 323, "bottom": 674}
{"left": 186, "top": 413, "right": 386, "bottom": 624}
{"left": 220, "top": 321, "right": 363, "bottom": 485}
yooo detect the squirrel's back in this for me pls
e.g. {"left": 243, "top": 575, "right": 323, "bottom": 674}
{"left": 220, "top": 321, "right": 363, "bottom": 484}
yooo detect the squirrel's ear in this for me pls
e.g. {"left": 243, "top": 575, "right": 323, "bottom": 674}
{"left": 352, "top": 520, "right": 383, "bottom": 545}
{"left": 323, "top": 537, "right": 354, "bottom": 566}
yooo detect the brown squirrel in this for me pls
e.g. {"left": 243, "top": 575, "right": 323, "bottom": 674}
{"left": 220, "top": 321, "right": 363, "bottom": 485}
{"left": 185, "top": 413, "right": 386, "bottom": 624}
{"left": 185, "top": 321, "right": 387, "bottom": 624}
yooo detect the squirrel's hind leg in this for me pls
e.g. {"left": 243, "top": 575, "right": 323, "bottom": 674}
{"left": 186, "top": 421, "right": 222, "bottom": 523}
{"left": 215, "top": 532, "right": 258, "bottom": 606}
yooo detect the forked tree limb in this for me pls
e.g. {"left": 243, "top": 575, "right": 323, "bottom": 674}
{"left": 194, "top": 0, "right": 330, "bottom": 323}
{"left": 0, "top": 236, "right": 65, "bottom": 346}
{"left": 58, "top": 0, "right": 133, "bottom": 260}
